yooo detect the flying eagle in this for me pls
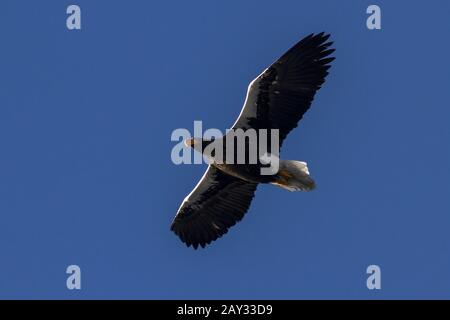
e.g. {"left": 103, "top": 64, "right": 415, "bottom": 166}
{"left": 171, "top": 33, "right": 335, "bottom": 249}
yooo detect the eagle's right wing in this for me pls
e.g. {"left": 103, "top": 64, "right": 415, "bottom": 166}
{"left": 171, "top": 166, "right": 258, "bottom": 249}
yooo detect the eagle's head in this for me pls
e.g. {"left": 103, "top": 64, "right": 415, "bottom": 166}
{"left": 184, "top": 138, "right": 215, "bottom": 153}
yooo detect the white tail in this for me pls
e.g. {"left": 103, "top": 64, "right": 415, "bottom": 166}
{"left": 271, "top": 160, "right": 316, "bottom": 192}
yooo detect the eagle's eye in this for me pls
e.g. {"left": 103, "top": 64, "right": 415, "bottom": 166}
{"left": 184, "top": 138, "right": 195, "bottom": 147}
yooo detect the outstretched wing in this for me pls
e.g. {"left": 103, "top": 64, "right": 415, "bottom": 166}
{"left": 171, "top": 166, "right": 258, "bottom": 249}
{"left": 232, "top": 32, "right": 335, "bottom": 146}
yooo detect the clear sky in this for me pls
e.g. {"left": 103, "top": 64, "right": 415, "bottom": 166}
{"left": 1, "top": 0, "right": 449, "bottom": 299}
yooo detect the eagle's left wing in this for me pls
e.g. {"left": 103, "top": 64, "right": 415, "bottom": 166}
{"left": 171, "top": 166, "right": 258, "bottom": 249}
{"left": 232, "top": 32, "right": 335, "bottom": 147}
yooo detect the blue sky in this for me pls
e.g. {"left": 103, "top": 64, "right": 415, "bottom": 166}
{"left": 0, "top": 0, "right": 449, "bottom": 299}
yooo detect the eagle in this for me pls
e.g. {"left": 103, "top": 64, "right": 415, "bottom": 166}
{"left": 171, "top": 33, "right": 335, "bottom": 249}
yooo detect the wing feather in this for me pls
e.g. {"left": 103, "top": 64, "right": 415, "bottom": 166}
{"left": 232, "top": 33, "right": 335, "bottom": 146}
{"left": 171, "top": 166, "right": 258, "bottom": 249}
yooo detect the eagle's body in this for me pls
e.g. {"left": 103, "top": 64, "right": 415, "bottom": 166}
{"left": 171, "top": 33, "right": 335, "bottom": 249}
{"left": 186, "top": 135, "right": 279, "bottom": 184}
